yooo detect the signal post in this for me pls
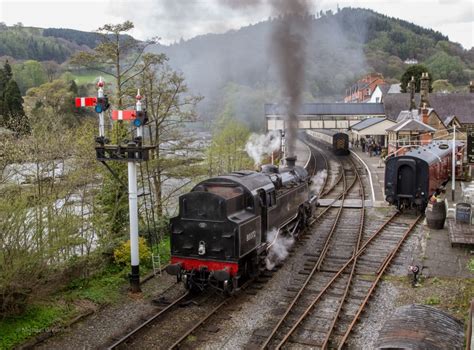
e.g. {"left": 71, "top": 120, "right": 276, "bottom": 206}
{"left": 76, "top": 81, "right": 151, "bottom": 293}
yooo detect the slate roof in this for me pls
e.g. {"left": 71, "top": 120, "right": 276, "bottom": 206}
{"left": 383, "top": 93, "right": 474, "bottom": 124}
{"left": 265, "top": 103, "right": 385, "bottom": 116}
{"left": 387, "top": 84, "right": 401, "bottom": 94}
{"left": 386, "top": 119, "right": 436, "bottom": 133}
{"left": 443, "top": 115, "right": 457, "bottom": 127}
{"left": 378, "top": 83, "right": 391, "bottom": 96}
{"left": 351, "top": 117, "right": 387, "bottom": 131}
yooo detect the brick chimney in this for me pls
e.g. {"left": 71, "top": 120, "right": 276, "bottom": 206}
{"left": 421, "top": 103, "right": 429, "bottom": 124}
{"left": 419, "top": 72, "right": 430, "bottom": 108}
{"left": 408, "top": 76, "right": 416, "bottom": 110}
{"left": 470, "top": 81, "right": 474, "bottom": 93}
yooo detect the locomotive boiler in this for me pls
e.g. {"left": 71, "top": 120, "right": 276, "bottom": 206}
{"left": 385, "top": 140, "right": 464, "bottom": 210}
{"left": 166, "top": 157, "right": 317, "bottom": 294}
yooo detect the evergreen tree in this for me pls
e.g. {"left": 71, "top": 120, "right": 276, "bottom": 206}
{"left": 4, "top": 79, "right": 29, "bottom": 134}
{"left": 400, "top": 64, "right": 433, "bottom": 93}
{"left": 0, "top": 68, "right": 6, "bottom": 120}
{"left": 3, "top": 60, "right": 12, "bottom": 80}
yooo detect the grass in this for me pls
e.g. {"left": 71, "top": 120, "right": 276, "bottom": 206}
{"left": 0, "top": 305, "right": 67, "bottom": 350}
{"left": 0, "top": 238, "right": 172, "bottom": 349}
{"left": 394, "top": 277, "right": 474, "bottom": 323}
{"left": 424, "top": 295, "right": 441, "bottom": 305}
{"left": 70, "top": 70, "right": 114, "bottom": 86}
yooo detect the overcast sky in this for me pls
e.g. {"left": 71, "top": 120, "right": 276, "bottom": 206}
{"left": 1, "top": 0, "right": 473, "bottom": 49}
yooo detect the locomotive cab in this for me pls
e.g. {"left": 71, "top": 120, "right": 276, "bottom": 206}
{"left": 167, "top": 178, "right": 263, "bottom": 293}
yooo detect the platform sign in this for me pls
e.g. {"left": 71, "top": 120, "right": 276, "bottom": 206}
{"left": 468, "top": 132, "right": 474, "bottom": 164}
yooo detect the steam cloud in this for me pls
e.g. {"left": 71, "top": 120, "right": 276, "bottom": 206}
{"left": 265, "top": 228, "right": 294, "bottom": 270}
{"left": 310, "top": 169, "right": 327, "bottom": 196}
{"left": 223, "top": 0, "right": 312, "bottom": 158}
{"left": 245, "top": 131, "right": 281, "bottom": 166}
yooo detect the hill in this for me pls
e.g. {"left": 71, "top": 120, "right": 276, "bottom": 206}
{"left": 0, "top": 9, "right": 472, "bottom": 129}
{"left": 147, "top": 8, "right": 473, "bottom": 128}
{"left": 0, "top": 25, "right": 133, "bottom": 63}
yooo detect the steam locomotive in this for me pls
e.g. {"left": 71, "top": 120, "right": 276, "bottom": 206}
{"left": 166, "top": 157, "right": 317, "bottom": 294}
{"left": 385, "top": 141, "right": 464, "bottom": 210}
{"left": 306, "top": 129, "right": 350, "bottom": 156}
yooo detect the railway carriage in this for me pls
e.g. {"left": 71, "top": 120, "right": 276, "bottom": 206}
{"left": 385, "top": 141, "right": 464, "bottom": 210}
{"left": 306, "top": 129, "right": 350, "bottom": 156}
{"left": 166, "top": 157, "right": 318, "bottom": 294}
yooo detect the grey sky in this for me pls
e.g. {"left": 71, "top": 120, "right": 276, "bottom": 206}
{"left": 1, "top": 0, "right": 473, "bottom": 48}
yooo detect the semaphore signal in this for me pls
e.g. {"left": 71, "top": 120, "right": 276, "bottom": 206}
{"left": 75, "top": 79, "right": 153, "bottom": 293}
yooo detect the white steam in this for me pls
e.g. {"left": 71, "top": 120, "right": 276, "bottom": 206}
{"left": 265, "top": 228, "right": 294, "bottom": 270}
{"left": 310, "top": 169, "right": 327, "bottom": 196}
{"left": 245, "top": 131, "right": 281, "bottom": 166}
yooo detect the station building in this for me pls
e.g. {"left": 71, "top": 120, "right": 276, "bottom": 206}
{"left": 265, "top": 103, "right": 385, "bottom": 131}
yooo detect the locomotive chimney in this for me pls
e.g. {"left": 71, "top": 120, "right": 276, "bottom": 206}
{"left": 470, "top": 81, "right": 474, "bottom": 93}
{"left": 286, "top": 156, "right": 297, "bottom": 168}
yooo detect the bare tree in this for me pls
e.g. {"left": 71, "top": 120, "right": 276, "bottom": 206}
{"left": 70, "top": 21, "right": 157, "bottom": 108}
{"left": 137, "top": 53, "right": 203, "bottom": 216}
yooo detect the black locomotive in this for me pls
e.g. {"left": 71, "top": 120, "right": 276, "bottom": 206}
{"left": 306, "top": 129, "right": 350, "bottom": 155}
{"left": 385, "top": 141, "right": 463, "bottom": 210}
{"left": 166, "top": 157, "right": 317, "bottom": 293}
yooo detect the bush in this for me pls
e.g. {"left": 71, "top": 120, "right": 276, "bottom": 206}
{"left": 113, "top": 237, "right": 152, "bottom": 268}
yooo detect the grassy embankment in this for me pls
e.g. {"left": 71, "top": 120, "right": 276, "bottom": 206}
{"left": 0, "top": 237, "right": 170, "bottom": 350}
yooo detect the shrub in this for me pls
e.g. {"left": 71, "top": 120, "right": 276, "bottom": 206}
{"left": 113, "top": 237, "right": 152, "bottom": 267}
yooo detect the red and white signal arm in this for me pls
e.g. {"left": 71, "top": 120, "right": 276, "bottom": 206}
{"left": 75, "top": 97, "right": 97, "bottom": 107}
{"left": 112, "top": 110, "right": 137, "bottom": 121}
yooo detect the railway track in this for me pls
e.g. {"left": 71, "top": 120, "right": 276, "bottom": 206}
{"left": 107, "top": 143, "right": 420, "bottom": 350}
{"left": 245, "top": 152, "right": 421, "bottom": 349}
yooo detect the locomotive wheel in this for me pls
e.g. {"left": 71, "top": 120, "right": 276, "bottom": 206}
{"left": 223, "top": 279, "right": 234, "bottom": 296}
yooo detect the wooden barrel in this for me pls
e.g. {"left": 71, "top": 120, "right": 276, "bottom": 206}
{"left": 425, "top": 201, "right": 446, "bottom": 229}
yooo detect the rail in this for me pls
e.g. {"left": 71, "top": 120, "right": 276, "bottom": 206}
{"left": 259, "top": 157, "right": 359, "bottom": 349}
{"left": 107, "top": 291, "right": 190, "bottom": 349}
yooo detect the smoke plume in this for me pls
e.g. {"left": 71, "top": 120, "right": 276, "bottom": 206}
{"left": 265, "top": 228, "right": 295, "bottom": 270}
{"left": 310, "top": 169, "right": 327, "bottom": 196}
{"left": 223, "top": 0, "right": 312, "bottom": 157}
{"left": 245, "top": 131, "right": 281, "bottom": 166}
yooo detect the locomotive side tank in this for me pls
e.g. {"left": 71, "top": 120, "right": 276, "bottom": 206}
{"left": 306, "top": 129, "right": 349, "bottom": 155}
{"left": 385, "top": 141, "right": 463, "bottom": 210}
{"left": 166, "top": 158, "right": 316, "bottom": 293}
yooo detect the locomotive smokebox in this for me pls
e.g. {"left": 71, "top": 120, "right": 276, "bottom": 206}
{"left": 286, "top": 156, "right": 297, "bottom": 168}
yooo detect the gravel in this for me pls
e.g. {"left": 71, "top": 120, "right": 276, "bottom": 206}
{"left": 35, "top": 272, "right": 182, "bottom": 350}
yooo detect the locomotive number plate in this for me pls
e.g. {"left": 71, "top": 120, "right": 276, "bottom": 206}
{"left": 246, "top": 231, "right": 256, "bottom": 241}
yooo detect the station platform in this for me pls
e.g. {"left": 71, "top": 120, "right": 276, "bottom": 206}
{"left": 294, "top": 139, "right": 311, "bottom": 168}
{"left": 350, "top": 148, "right": 388, "bottom": 207}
